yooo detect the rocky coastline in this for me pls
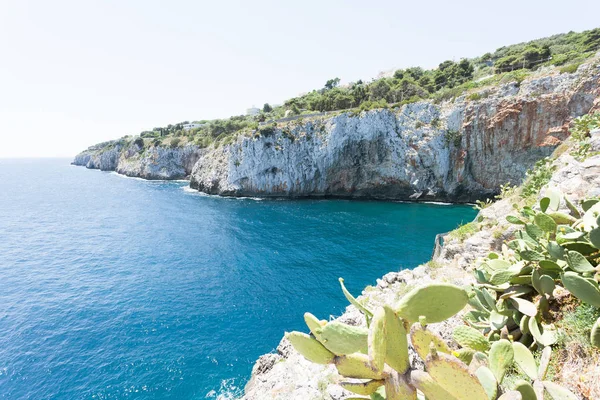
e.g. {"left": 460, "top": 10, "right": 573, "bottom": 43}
{"left": 74, "top": 59, "right": 600, "bottom": 202}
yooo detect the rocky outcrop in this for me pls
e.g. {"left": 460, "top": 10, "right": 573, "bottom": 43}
{"left": 72, "top": 141, "right": 203, "bottom": 180}
{"left": 191, "top": 60, "right": 600, "bottom": 202}
{"left": 239, "top": 150, "right": 600, "bottom": 400}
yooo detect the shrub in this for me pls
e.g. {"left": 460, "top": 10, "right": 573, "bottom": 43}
{"left": 170, "top": 138, "right": 181, "bottom": 148}
{"left": 559, "top": 62, "right": 582, "bottom": 74}
{"left": 444, "top": 129, "right": 462, "bottom": 147}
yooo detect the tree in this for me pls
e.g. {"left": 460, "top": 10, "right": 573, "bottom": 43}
{"left": 324, "top": 77, "right": 340, "bottom": 90}
{"left": 369, "top": 79, "right": 391, "bottom": 101}
{"left": 263, "top": 103, "right": 273, "bottom": 113}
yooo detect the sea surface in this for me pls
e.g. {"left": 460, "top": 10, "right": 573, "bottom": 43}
{"left": 0, "top": 158, "right": 477, "bottom": 399}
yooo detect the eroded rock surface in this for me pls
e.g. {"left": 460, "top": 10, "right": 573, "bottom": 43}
{"left": 191, "top": 60, "right": 600, "bottom": 201}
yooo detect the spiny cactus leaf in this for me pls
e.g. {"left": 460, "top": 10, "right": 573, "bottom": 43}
{"left": 561, "top": 271, "right": 600, "bottom": 307}
{"left": 528, "top": 318, "right": 557, "bottom": 347}
{"left": 590, "top": 227, "right": 600, "bottom": 249}
{"left": 531, "top": 269, "right": 544, "bottom": 295}
{"left": 339, "top": 278, "right": 373, "bottom": 319}
{"left": 487, "top": 259, "right": 511, "bottom": 270}
{"left": 340, "top": 379, "right": 385, "bottom": 395}
{"left": 464, "top": 310, "right": 490, "bottom": 330}
{"left": 385, "top": 370, "right": 416, "bottom": 400}
{"left": 591, "top": 317, "right": 600, "bottom": 348}
{"left": 520, "top": 249, "right": 547, "bottom": 261}
{"left": 519, "top": 315, "right": 530, "bottom": 335}
{"left": 410, "top": 323, "right": 450, "bottom": 360}
{"left": 425, "top": 351, "right": 489, "bottom": 400}
{"left": 488, "top": 339, "right": 514, "bottom": 383}
{"left": 383, "top": 306, "right": 409, "bottom": 373}
{"left": 304, "top": 312, "right": 326, "bottom": 341}
{"left": 548, "top": 212, "right": 577, "bottom": 225}
{"left": 481, "top": 288, "right": 498, "bottom": 311}
{"left": 538, "top": 260, "right": 563, "bottom": 277}
{"left": 508, "top": 297, "right": 537, "bottom": 317}
{"left": 286, "top": 331, "right": 335, "bottom": 364}
{"left": 490, "top": 269, "right": 519, "bottom": 285}
{"left": 546, "top": 241, "right": 565, "bottom": 260}
{"left": 468, "top": 351, "right": 489, "bottom": 374}
{"left": 512, "top": 342, "right": 537, "bottom": 380}
{"left": 475, "top": 366, "right": 498, "bottom": 400}
{"left": 507, "top": 215, "right": 526, "bottom": 225}
{"left": 453, "top": 347, "right": 476, "bottom": 364}
{"left": 582, "top": 198, "right": 599, "bottom": 212}
{"left": 539, "top": 275, "right": 555, "bottom": 296}
{"left": 490, "top": 310, "right": 508, "bottom": 330}
{"left": 409, "top": 370, "right": 458, "bottom": 400}
{"left": 538, "top": 346, "right": 552, "bottom": 380}
{"left": 525, "top": 224, "right": 544, "bottom": 241}
{"left": 452, "top": 325, "right": 490, "bottom": 352}
{"left": 319, "top": 321, "right": 369, "bottom": 355}
{"left": 334, "top": 353, "right": 384, "bottom": 380}
{"left": 542, "top": 381, "right": 578, "bottom": 400}
{"left": 394, "top": 283, "right": 468, "bottom": 323}
{"left": 499, "top": 285, "right": 533, "bottom": 299}
{"left": 566, "top": 250, "right": 595, "bottom": 273}
{"left": 540, "top": 197, "right": 550, "bottom": 212}
{"left": 368, "top": 307, "right": 386, "bottom": 372}
{"left": 563, "top": 241, "right": 598, "bottom": 255}
{"left": 534, "top": 213, "right": 557, "bottom": 233}
{"left": 514, "top": 380, "right": 536, "bottom": 400}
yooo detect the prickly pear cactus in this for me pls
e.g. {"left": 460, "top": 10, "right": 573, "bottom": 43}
{"left": 287, "top": 277, "right": 579, "bottom": 399}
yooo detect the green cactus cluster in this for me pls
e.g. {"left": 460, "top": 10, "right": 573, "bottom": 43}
{"left": 286, "top": 279, "right": 576, "bottom": 399}
{"left": 467, "top": 189, "right": 600, "bottom": 350}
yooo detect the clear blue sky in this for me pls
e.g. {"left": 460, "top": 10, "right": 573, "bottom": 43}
{"left": 1, "top": 0, "right": 599, "bottom": 157}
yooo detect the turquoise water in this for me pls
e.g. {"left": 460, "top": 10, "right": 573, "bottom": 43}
{"left": 0, "top": 159, "right": 476, "bottom": 399}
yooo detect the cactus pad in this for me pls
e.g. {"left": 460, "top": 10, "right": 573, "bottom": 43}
{"left": 452, "top": 325, "right": 490, "bottom": 352}
{"left": 334, "top": 353, "right": 384, "bottom": 380}
{"left": 368, "top": 307, "right": 387, "bottom": 372}
{"left": 319, "top": 321, "right": 369, "bottom": 355}
{"left": 394, "top": 283, "right": 468, "bottom": 323}
{"left": 383, "top": 306, "right": 409, "bottom": 373}
{"left": 489, "top": 339, "right": 514, "bottom": 383}
{"left": 561, "top": 271, "right": 600, "bottom": 307}
{"left": 286, "top": 331, "right": 335, "bottom": 364}
{"left": 425, "top": 351, "right": 489, "bottom": 400}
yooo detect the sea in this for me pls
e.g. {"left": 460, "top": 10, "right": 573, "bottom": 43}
{"left": 0, "top": 158, "right": 476, "bottom": 399}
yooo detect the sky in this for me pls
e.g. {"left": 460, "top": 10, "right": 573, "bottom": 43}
{"left": 1, "top": 0, "right": 599, "bottom": 158}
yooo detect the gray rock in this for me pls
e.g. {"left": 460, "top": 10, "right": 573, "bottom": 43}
{"left": 191, "top": 58, "right": 600, "bottom": 201}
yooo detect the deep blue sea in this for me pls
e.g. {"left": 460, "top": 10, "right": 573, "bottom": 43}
{"left": 0, "top": 158, "right": 476, "bottom": 399}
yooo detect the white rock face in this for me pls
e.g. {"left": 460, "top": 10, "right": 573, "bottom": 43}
{"left": 191, "top": 60, "right": 600, "bottom": 201}
{"left": 73, "top": 143, "right": 203, "bottom": 180}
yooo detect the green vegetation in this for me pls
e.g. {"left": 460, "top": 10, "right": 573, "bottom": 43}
{"left": 447, "top": 221, "right": 478, "bottom": 242}
{"left": 88, "top": 27, "right": 599, "bottom": 154}
{"left": 286, "top": 277, "right": 578, "bottom": 398}
{"left": 479, "top": 28, "right": 600, "bottom": 72}
{"left": 570, "top": 112, "right": 600, "bottom": 161}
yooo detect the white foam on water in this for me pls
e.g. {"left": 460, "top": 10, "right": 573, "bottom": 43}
{"left": 182, "top": 187, "right": 264, "bottom": 201}
{"left": 205, "top": 378, "right": 243, "bottom": 399}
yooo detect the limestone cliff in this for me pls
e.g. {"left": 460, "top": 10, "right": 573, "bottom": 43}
{"left": 190, "top": 60, "right": 599, "bottom": 201}
{"left": 72, "top": 141, "right": 203, "bottom": 180}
